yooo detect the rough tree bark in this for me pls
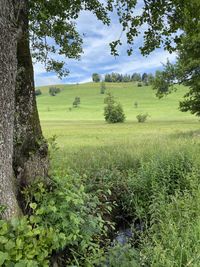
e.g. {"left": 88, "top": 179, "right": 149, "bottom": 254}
{"left": 0, "top": 0, "right": 47, "bottom": 219}
{"left": 14, "top": 3, "right": 48, "bottom": 194}
{"left": 0, "top": 0, "right": 23, "bottom": 218}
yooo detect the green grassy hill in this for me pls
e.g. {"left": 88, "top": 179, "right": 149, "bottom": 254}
{"left": 37, "top": 82, "right": 195, "bottom": 122}
{"left": 36, "top": 82, "right": 199, "bottom": 149}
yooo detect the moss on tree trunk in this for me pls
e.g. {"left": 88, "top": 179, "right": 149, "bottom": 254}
{"left": 14, "top": 4, "right": 49, "bottom": 196}
{"left": 0, "top": 1, "right": 48, "bottom": 219}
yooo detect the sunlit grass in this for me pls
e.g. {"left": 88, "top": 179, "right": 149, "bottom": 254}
{"left": 37, "top": 82, "right": 194, "bottom": 122}
{"left": 36, "top": 82, "right": 200, "bottom": 266}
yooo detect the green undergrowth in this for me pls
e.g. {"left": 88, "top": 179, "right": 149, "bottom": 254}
{"left": 0, "top": 176, "right": 112, "bottom": 266}
{"left": 49, "top": 138, "right": 200, "bottom": 266}
{"left": 1, "top": 136, "right": 200, "bottom": 266}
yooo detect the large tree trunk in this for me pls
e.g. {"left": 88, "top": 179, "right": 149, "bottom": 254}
{"left": 14, "top": 5, "right": 48, "bottom": 194}
{"left": 0, "top": 0, "right": 23, "bottom": 218}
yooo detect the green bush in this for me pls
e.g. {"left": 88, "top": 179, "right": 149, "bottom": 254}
{"left": 92, "top": 73, "right": 101, "bottom": 82}
{"left": 49, "top": 87, "right": 61, "bottom": 96}
{"left": 73, "top": 96, "right": 81, "bottom": 108}
{"left": 0, "top": 216, "right": 57, "bottom": 267}
{"left": 136, "top": 113, "right": 149, "bottom": 123}
{"left": 104, "top": 93, "right": 125, "bottom": 123}
{"left": 134, "top": 101, "right": 138, "bottom": 108}
{"left": 137, "top": 82, "right": 143, "bottom": 87}
{"left": 0, "top": 175, "right": 110, "bottom": 266}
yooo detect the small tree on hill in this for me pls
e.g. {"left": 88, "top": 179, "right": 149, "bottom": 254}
{"left": 104, "top": 93, "right": 125, "bottom": 123}
{"left": 153, "top": 70, "right": 169, "bottom": 95}
{"left": 142, "top": 73, "right": 148, "bottom": 82}
{"left": 132, "top": 73, "right": 141, "bottom": 82}
{"left": 104, "top": 74, "right": 112, "bottom": 82}
{"left": 49, "top": 87, "right": 61, "bottom": 96}
{"left": 73, "top": 96, "right": 81, "bottom": 108}
{"left": 142, "top": 73, "right": 148, "bottom": 86}
{"left": 92, "top": 73, "right": 101, "bottom": 82}
{"left": 100, "top": 82, "right": 106, "bottom": 94}
{"left": 148, "top": 73, "right": 154, "bottom": 85}
{"left": 134, "top": 101, "right": 138, "bottom": 108}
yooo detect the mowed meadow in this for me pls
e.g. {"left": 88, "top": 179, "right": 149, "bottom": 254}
{"left": 35, "top": 82, "right": 200, "bottom": 266}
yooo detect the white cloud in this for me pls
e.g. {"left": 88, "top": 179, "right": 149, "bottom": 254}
{"left": 101, "top": 50, "right": 177, "bottom": 74}
{"left": 34, "top": 6, "right": 177, "bottom": 86}
{"left": 35, "top": 75, "right": 63, "bottom": 87}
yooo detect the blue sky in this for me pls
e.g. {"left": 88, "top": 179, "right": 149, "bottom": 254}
{"left": 34, "top": 7, "right": 177, "bottom": 86}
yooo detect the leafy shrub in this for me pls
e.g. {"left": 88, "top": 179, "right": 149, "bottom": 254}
{"left": 0, "top": 175, "right": 110, "bottom": 266}
{"left": 136, "top": 113, "right": 149, "bottom": 123}
{"left": 35, "top": 89, "right": 42, "bottom": 96}
{"left": 104, "top": 93, "right": 125, "bottom": 123}
{"left": 0, "top": 216, "right": 60, "bottom": 267}
{"left": 104, "top": 104, "right": 125, "bottom": 123}
{"left": 73, "top": 96, "right": 81, "bottom": 108}
{"left": 137, "top": 82, "right": 143, "bottom": 87}
{"left": 49, "top": 87, "right": 61, "bottom": 96}
{"left": 134, "top": 101, "right": 138, "bottom": 108}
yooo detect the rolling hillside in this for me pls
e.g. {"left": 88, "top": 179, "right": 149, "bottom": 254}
{"left": 36, "top": 82, "right": 195, "bottom": 122}
{"left": 36, "top": 82, "right": 199, "bottom": 149}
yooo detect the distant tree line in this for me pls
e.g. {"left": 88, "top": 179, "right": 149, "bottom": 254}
{"left": 92, "top": 72, "right": 155, "bottom": 85}
{"left": 104, "top": 72, "right": 154, "bottom": 84}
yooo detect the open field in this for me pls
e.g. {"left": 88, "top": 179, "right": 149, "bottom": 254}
{"left": 37, "top": 82, "right": 199, "bottom": 150}
{"left": 35, "top": 83, "right": 200, "bottom": 266}
{"left": 37, "top": 82, "right": 194, "bottom": 122}
{"left": 37, "top": 81, "right": 200, "bottom": 185}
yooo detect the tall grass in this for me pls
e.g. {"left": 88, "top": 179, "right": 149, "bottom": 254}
{"left": 141, "top": 168, "right": 200, "bottom": 267}
{"left": 49, "top": 134, "right": 200, "bottom": 266}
